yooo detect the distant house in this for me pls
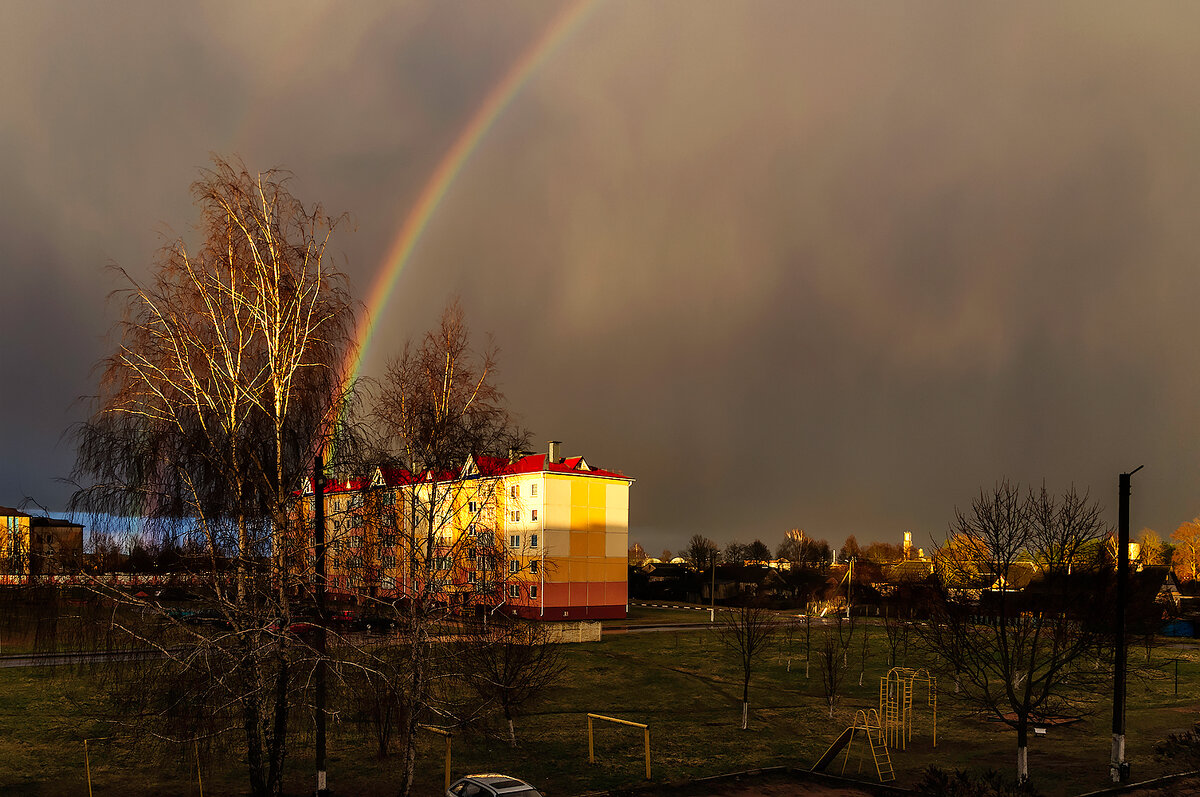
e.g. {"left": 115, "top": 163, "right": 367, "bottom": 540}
{"left": 0, "top": 506, "right": 84, "bottom": 584}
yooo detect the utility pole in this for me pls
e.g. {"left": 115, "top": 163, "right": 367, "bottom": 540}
{"left": 1111, "top": 465, "right": 1143, "bottom": 784}
{"left": 314, "top": 454, "right": 329, "bottom": 797}
{"left": 710, "top": 551, "right": 717, "bottom": 622}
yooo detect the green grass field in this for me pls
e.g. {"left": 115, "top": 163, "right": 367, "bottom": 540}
{"left": 2, "top": 623, "right": 1200, "bottom": 796}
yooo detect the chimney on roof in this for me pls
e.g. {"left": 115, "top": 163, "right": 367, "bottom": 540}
{"left": 548, "top": 440, "right": 561, "bottom": 464}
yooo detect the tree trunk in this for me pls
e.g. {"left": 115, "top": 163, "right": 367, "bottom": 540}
{"left": 741, "top": 701, "right": 749, "bottom": 730}
{"left": 1016, "top": 721, "right": 1029, "bottom": 784}
{"left": 508, "top": 717, "right": 517, "bottom": 747}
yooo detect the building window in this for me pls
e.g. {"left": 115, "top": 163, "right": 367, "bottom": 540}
{"left": 531, "top": 484, "right": 538, "bottom": 497}
{"left": 510, "top": 485, "right": 518, "bottom": 498}
{"left": 509, "top": 534, "right": 520, "bottom": 549}
{"left": 509, "top": 560, "right": 520, "bottom": 574}
{"left": 531, "top": 509, "right": 538, "bottom": 522}
{"left": 510, "top": 511, "right": 520, "bottom": 523}
{"left": 468, "top": 501, "right": 478, "bottom": 513}
{"left": 509, "top": 584, "right": 520, "bottom": 598}
{"left": 468, "top": 571, "right": 477, "bottom": 584}
{"left": 529, "top": 584, "right": 538, "bottom": 599}
{"left": 529, "top": 534, "right": 538, "bottom": 549}
{"left": 529, "top": 560, "right": 538, "bottom": 575}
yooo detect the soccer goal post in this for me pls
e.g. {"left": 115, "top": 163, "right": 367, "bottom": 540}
{"left": 586, "top": 713, "right": 651, "bottom": 780}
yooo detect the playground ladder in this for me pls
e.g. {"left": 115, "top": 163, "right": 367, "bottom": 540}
{"left": 868, "top": 725, "right": 896, "bottom": 783}
{"left": 902, "top": 678, "right": 913, "bottom": 749}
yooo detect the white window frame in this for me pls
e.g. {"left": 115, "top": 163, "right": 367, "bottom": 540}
{"left": 529, "top": 584, "right": 538, "bottom": 599}
{"left": 509, "top": 534, "right": 520, "bottom": 549}
{"left": 509, "top": 584, "right": 521, "bottom": 598}
{"left": 509, "top": 560, "right": 520, "bottom": 574}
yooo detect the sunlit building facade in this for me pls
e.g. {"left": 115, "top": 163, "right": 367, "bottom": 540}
{"left": 299, "top": 442, "right": 633, "bottom": 620}
{"left": 0, "top": 506, "right": 84, "bottom": 584}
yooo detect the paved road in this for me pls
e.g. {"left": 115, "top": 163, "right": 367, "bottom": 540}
{"left": 0, "top": 648, "right": 173, "bottom": 668}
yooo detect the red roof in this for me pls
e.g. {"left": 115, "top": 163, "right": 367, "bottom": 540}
{"left": 307, "top": 452, "right": 629, "bottom": 495}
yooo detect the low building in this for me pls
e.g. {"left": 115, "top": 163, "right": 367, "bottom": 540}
{"left": 0, "top": 507, "right": 85, "bottom": 584}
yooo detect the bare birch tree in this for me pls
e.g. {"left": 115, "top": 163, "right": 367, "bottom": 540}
{"left": 371, "top": 300, "right": 530, "bottom": 795}
{"left": 716, "top": 598, "right": 779, "bottom": 729}
{"left": 457, "top": 616, "right": 566, "bottom": 746}
{"left": 817, "top": 614, "right": 853, "bottom": 718}
{"left": 70, "top": 156, "right": 356, "bottom": 797}
{"left": 919, "top": 481, "right": 1114, "bottom": 786}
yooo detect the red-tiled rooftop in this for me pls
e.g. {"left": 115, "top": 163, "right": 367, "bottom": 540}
{"left": 307, "top": 450, "right": 629, "bottom": 495}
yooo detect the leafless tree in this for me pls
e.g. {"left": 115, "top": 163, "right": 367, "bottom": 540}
{"left": 69, "top": 156, "right": 357, "bottom": 797}
{"left": 817, "top": 614, "right": 853, "bottom": 718}
{"left": 457, "top": 616, "right": 566, "bottom": 747}
{"left": 858, "top": 617, "right": 871, "bottom": 686}
{"left": 1171, "top": 519, "right": 1200, "bottom": 583}
{"left": 881, "top": 605, "right": 912, "bottom": 668}
{"left": 684, "top": 534, "right": 719, "bottom": 569}
{"left": 800, "top": 602, "right": 815, "bottom": 678}
{"left": 716, "top": 598, "right": 779, "bottom": 729}
{"left": 919, "top": 481, "right": 1114, "bottom": 785}
{"left": 370, "top": 300, "right": 531, "bottom": 795}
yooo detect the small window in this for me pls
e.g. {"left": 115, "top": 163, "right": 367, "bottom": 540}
{"left": 531, "top": 509, "right": 538, "bottom": 521}
{"left": 510, "top": 511, "right": 520, "bottom": 523}
{"left": 509, "top": 560, "right": 520, "bottom": 574}
{"left": 529, "top": 585, "right": 538, "bottom": 599}
{"left": 531, "top": 484, "right": 538, "bottom": 497}
{"left": 530, "top": 534, "right": 538, "bottom": 549}
{"left": 529, "top": 560, "right": 538, "bottom": 575}
{"left": 468, "top": 501, "right": 478, "bottom": 513}
{"left": 468, "top": 571, "right": 477, "bottom": 584}
{"left": 509, "top": 584, "right": 521, "bottom": 598}
{"left": 510, "top": 485, "right": 519, "bottom": 498}
{"left": 509, "top": 534, "right": 520, "bottom": 549}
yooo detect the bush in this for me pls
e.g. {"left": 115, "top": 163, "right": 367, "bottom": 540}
{"left": 914, "top": 766, "right": 1043, "bottom": 797}
{"left": 1154, "top": 722, "right": 1200, "bottom": 767}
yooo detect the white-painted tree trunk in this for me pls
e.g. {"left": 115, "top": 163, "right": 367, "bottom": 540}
{"left": 741, "top": 702, "right": 749, "bottom": 730}
{"left": 1017, "top": 745, "right": 1028, "bottom": 784}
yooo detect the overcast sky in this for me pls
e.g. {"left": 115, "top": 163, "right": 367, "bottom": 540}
{"left": 3, "top": 1, "right": 1200, "bottom": 554}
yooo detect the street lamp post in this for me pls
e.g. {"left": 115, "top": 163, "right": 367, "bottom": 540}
{"left": 1111, "top": 465, "right": 1143, "bottom": 784}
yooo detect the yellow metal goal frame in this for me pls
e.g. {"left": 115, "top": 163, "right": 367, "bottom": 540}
{"left": 586, "top": 713, "right": 651, "bottom": 780}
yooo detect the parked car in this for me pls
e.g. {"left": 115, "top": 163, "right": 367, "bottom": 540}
{"left": 446, "top": 774, "right": 542, "bottom": 797}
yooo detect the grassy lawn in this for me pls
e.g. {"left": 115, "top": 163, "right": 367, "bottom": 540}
{"left": 3, "top": 626, "right": 1200, "bottom": 796}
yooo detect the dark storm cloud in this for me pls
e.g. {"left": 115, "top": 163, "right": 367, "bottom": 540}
{"left": 3, "top": 1, "right": 1200, "bottom": 554}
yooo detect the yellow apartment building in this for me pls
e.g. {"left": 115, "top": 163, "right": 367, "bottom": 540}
{"left": 298, "top": 441, "right": 633, "bottom": 620}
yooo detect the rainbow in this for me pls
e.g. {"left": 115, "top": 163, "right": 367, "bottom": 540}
{"left": 341, "top": 0, "right": 597, "bottom": 390}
